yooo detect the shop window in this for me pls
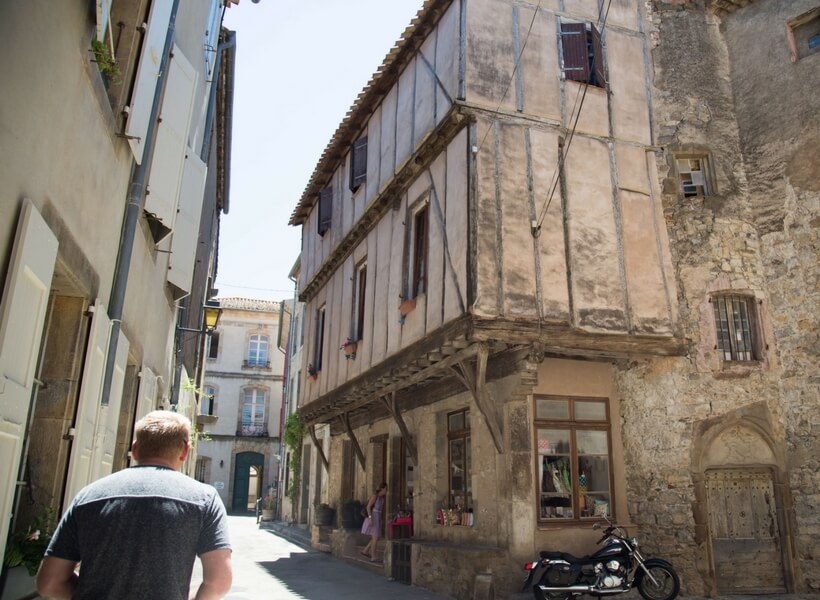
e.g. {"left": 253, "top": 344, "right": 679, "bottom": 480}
{"left": 448, "top": 409, "right": 471, "bottom": 509}
{"left": 535, "top": 396, "right": 612, "bottom": 521}
{"left": 349, "top": 136, "right": 368, "bottom": 192}
{"left": 712, "top": 295, "right": 758, "bottom": 362}
{"left": 560, "top": 22, "right": 606, "bottom": 87}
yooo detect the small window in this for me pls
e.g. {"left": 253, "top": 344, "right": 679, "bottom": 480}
{"left": 240, "top": 388, "right": 266, "bottom": 436}
{"left": 787, "top": 8, "right": 820, "bottom": 62}
{"left": 203, "top": 384, "right": 216, "bottom": 416}
{"left": 246, "top": 334, "right": 269, "bottom": 368}
{"left": 318, "top": 187, "right": 332, "bottom": 237}
{"left": 349, "top": 136, "right": 368, "bottom": 192}
{"left": 207, "top": 331, "right": 220, "bottom": 359}
{"left": 411, "top": 205, "right": 429, "bottom": 298}
{"left": 535, "top": 396, "right": 612, "bottom": 522}
{"left": 712, "top": 295, "right": 758, "bottom": 362}
{"left": 560, "top": 22, "right": 606, "bottom": 87}
{"left": 353, "top": 260, "right": 367, "bottom": 341}
{"left": 447, "top": 409, "right": 471, "bottom": 510}
{"left": 676, "top": 156, "right": 712, "bottom": 198}
{"left": 314, "top": 305, "right": 326, "bottom": 372}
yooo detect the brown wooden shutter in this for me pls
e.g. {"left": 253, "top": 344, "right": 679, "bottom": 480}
{"left": 560, "top": 23, "right": 589, "bottom": 82}
{"left": 349, "top": 136, "right": 368, "bottom": 192}
{"left": 591, "top": 25, "right": 606, "bottom": 87}
{"left": 318, "top": 186, "right": 332, "bottom": 236}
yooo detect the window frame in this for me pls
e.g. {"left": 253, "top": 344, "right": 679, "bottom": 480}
{"left": 349, "top": 136, "right": 368, "bottom": 192}
{"left": 711, "top": 294, "right": 760, "bottom": 363}
{"left": 246, "top": 333, "right": 270, "bottom": 368}
{"left": 318, "top": 187, "right": 332, "bottom": 237}
{"left": 787, "top": 7, "right": 820, "bottom": 62}
{"left": 203, "top": 384, "right": 217, "bottom": 416}
{"left": 240, "top": 387, "right": 267, "bottom": 436}
{"left": 447, "top": 408, "right": 471, "bottom": 510}
{"left": 410, "top": 204, "right": 429, "bottom": 299}
{"left": 314, "top": 305, "right": 326, "bottom": 372}
{"left": 674, "top": 153, "right": 714, "bottom": 199}
{"left": 353, "top": 260, "right": 367, "bottom": 342}
{"left": 534, "top": 395, "right": 614, "bottom": 524}
{"left": 207, "top": 331, "right": 220, "bottom": 359}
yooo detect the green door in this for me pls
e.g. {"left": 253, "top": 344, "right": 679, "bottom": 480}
{"left": 232, "top": 452, "right": 264, "bottom": 513}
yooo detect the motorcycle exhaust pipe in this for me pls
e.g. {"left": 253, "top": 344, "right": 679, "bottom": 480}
{"left": 536, "top": 584, "right": 624, "bottom": 595}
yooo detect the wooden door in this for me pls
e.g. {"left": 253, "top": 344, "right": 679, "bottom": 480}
{"left": 706, "top": 468, "right": 786, "bottom": 594}
{"left": 232, "top": 452, "right": 263, "bottom": 513}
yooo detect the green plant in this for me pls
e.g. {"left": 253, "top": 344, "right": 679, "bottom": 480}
{"left": 283, "top": 413, "right": 306, "bottom": 503}
{"left": 90, "top": 39, "right": 121, "bottom": 85}
{"left": 263, "top": 490, "right": 276, "bottom": 510}
{"left": 3, "top": 508, "right": 54, "bottom": 576}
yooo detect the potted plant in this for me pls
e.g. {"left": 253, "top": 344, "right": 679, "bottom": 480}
{"left": 261, "top": 490, "right": 276, "bottom": 521}
{"left": 340, "top": 337, "right": 357, "bottom": 359}
{"left": 314, "top": 502, "right": 335, "bottom": 527}
{"left": 2, "top": 508, "right": 53, "bottom": 598}
{"left": 339, "top": 499, "right": 364, "bottom": 530}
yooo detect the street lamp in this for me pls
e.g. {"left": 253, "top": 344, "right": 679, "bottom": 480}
{"left": 178, "top": 299, "right": 222, "bottom": 334}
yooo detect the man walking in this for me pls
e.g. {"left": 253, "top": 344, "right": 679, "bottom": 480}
{"left": 37, "top": 411, "right": 232, "bottom": 599}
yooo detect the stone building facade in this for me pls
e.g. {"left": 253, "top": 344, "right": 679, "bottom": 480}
{"left": 196, "top": 298, "right": 284, "bottom": 512}
{"left": 287, "top": 0, "right": 817, "bottom": 598}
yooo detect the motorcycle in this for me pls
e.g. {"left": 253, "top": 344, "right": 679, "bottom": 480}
{"left": 521, "top": 518, "right": 680, "bottom": 600}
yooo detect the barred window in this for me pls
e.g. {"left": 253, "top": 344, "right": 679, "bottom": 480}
{"left": 448, "top": 409, "right": 471, "bottom": 509}
{"left": 713, "top": 295, "right": 757, "bottom": 362}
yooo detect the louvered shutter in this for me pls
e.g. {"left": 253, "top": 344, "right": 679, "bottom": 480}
{"left": 318, "top": 187, "right": 332, "bottom": 237}
{"left": 560, "top": 23, "right": 589, "bottom": 82}
{"left": 0, "top": 200, "right": 57, "bottom": 563}
{"left": 349, "top": 137, "right": 368, "bottom": 192}
{"left": 591, "top": 26, "right": 606, "bottom": 87}
{"left": 125, "top": 0, "right": 174, "bottom": 163}
{"left": 167, "top": 148, "right": 207, "bottom": 297}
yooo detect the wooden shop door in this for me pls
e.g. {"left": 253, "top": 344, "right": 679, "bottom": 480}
{"left": 705, "top": 468, "right": 786, "bottom": 594}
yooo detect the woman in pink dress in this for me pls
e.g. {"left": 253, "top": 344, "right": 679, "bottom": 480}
{"left": 360, "top": 482, "right": 387, "bottom": 561}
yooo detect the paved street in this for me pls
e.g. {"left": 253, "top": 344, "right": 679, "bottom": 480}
{"left": 189, "top": 515, "right": 452, "bottom": 599}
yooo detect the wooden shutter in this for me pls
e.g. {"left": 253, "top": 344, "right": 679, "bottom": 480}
{"left": 167, "top": 148, "right": 207, "bottom": 297}
{"left": 135, "top": 365, "right": 158, "bottom": 422}
{"left": 591, "top": 25, "right": 606, "bottom": 87}
{"left": 349, "top": 137, "right": 368, "bottom": 192}
{"left": 560, "top": 23, "right": 589, "bottom": 82}
{"left": 125, "top": 0, "right": 174, "bottom": 163}
{"left": 145, "top": 45, "right": 198, "bottom": 243}
{"left": 92, "top": 330, "right": 129, "bottom": 480}
{"left": 64, "top": 300, "right": 111, "bottom": 506}
{"left": 0, "top": 200, "right": 57, "bottom": 562}
{"left": 317, "top": 187, "right": 332, "bottom": 237}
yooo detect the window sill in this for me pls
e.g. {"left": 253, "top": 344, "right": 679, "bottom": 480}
{"left": 714, "top": 360, "right": 763, "bottom": 379}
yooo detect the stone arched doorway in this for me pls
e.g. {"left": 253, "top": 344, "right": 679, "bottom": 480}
{"left": 232, "top": 451, "right": 264, "bottom": 513}
{"left": 692, "top": 409, "right": 794, "bottom": 595}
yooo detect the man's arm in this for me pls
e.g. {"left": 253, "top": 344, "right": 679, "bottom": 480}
{"left": 191, "top": 548, "right": 232, "bottom": 600}
{"left": 36, "top": 556, "right": 79, "bottom": 599}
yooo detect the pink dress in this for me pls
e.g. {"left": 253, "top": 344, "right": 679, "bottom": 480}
{"left": 360, "top": 495, "right": 384, "bottom": 537}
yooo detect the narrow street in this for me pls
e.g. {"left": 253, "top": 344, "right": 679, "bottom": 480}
{"left": 189, "top": 515, "right": 452, "bottom": 599}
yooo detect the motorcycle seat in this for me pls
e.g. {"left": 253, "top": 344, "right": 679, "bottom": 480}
{"left": 539, "top": 550, "right": 590, "bottom": 563}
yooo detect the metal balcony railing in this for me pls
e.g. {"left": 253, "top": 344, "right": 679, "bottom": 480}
{"left": 238, "top": 424, "right": 267, "bottom": 437}
{"left": 242, "top": 359, "right": 271, "bottom": 369}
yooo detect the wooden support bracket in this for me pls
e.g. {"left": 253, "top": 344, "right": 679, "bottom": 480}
{"left": 308, "top": 424, "right": 329, "bottom": 472}
{"left": 381, "top": 391, "right": 418, "bottom": 464}
{"left": 451, "top": 343, "right": 504, "bottom": 454}
{"left": 339, "top": 413, "right": 366, "bottom": 470}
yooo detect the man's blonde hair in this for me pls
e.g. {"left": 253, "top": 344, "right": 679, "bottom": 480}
{"left": 134, "top": 410, "right": 191, "bottom": 461}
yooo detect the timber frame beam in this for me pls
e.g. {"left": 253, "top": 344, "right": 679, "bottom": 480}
{"left": 381, "top": 391, "right": 418, "bottom": 464}
{"left": 339, "top": 413, "right": 366, "bottom": 470}
{"left": 308, "top": 424, "right": 329, "bottom": 472}
{"left": 450, "top": 343, "right": 504, "bottom": 454}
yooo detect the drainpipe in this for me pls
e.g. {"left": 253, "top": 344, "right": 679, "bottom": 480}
{"left": 100, "top": 0, "right": 181, "bottom": 407}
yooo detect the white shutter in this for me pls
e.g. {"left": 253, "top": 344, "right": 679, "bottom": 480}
{"left": 144, "top": 45, "right": 198, "bottom": 240}
{"left": 167, "top": 149, "right": 207, "bottom": 295}
{"left": 96, "top": 0, "right": 112, "bottom": 45}
{"left": 64, "top": 301, "right": 110, "bottom": 507}
{"left": 0, "top": 200, "right": 57, "bottom": 562}
{"left": 136, "top": 366, "right": 157, "bottom": 422}
{"left": 125, "top": 0, "right": 174, "bottom": 163}
{"left": 92, "top": 331, "right": 129, "bottom": 481}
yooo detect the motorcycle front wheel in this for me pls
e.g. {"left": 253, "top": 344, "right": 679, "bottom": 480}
{"left": 636, "top": 565, "right": 680, "bottom": 600}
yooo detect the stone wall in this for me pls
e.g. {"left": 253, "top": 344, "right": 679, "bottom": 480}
{"left": 615, "top": 0, "right": 819, "bottom": 594}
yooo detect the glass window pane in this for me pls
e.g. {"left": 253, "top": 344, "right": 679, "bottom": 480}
{"left": 575, "top": 400, "right": 606, "bottom": 421}
{"left": 537, "top": 428, "right": 571, "bottom": 455}
{"left": 536, "top": 398, "right": 569, "bottom": 420}
{"left": 449, "top": 411, "right": 465, "bottom": 431}
{"left": 577, "top": 430, "right": 608, "bottom": 454}
{"left": 538, "top": 454, "right": 573, "bottom": 519}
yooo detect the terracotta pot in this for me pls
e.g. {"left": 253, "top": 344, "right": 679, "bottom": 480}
{"left": 399, "top": 297, "right": 416, "bottom": 316}
{"left": 343, "top": 342, "right": 357, "bottom": 355}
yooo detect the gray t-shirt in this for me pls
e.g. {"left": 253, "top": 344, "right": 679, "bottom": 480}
{"left": 46, "top": 465, "right": 230, "bottom": 599}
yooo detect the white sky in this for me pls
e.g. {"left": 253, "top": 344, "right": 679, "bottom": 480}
{"left": 216, "top": 0, "right": 425, "bottom": 301}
